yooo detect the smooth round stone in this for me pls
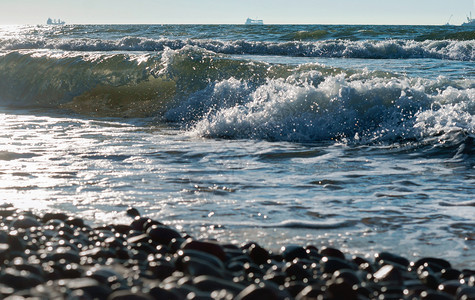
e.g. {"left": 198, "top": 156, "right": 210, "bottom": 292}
{"left": 263, "top": 271, "right": 287, "bottom": 285}
{"left": 375, "top": 252, "right": 410, "bottom": 268}
{"left": 437, "top": 279, "right": 462, "bottom": 296}
{"left": 42, "top": 212, "right": 69, "bottom": 223}
{"left": 235, "top": 284, "right": 280, "bottom": 300}
{"left": 6, "top": 234, "right": 25, "bottom": 252}
{"left": 419, "top": 290, "right": 453, "bottom": 300}
{"left": 419, "top": 269, "right": 440, "bottom": 290}
{"left": 248, "top": 243, "right": 270, "bottom": 265}
{"left": 0, "top": 268, "right": 44, "bottom": 290}
{"left": 148, "top": 261, "right": 176, "bottom": 280}
{"left": 352, "top": 256, "right": 375, "bottom": 273}
{"left": 180, "top": 256, "right": 226, "bottom": 278}
{"left": 320, "top": 257, "right": 357, "bottom": 274}
{"left": 80, "top": 247, "right": 115, "bottom": 260}
{"left": 192, "top": 275, "right": 245, "bottom": 295}
{"left": 413, "top": 257, "right": 451, "bottom": 272}
{"left": 178, "top": 249, "right": 225, "bottom": 270}
{"left": 146, "top": 225, "right": 181, "bottom": 246}
{"left": 319, "top": 246, "right": 345, "bottom": 260}
{"left": 86, "top": 267, "right": 125, "bottom": 287}
{"left": 10, "top": 215, "right": 41, "bottom": 229}
{"left": 440, "top": 268, "right": 462, "bottom": 281}
{"left": 295, "top": 285, "right": 325, "bottom": 300}
{"left": 332, "top": 269, "right": 362, "bottom": 286}
{"left": 63, "top": 277, "right": 112, "bottom": 299}
{"left": 126, "top": 207, "right": 141, "bottom": 218}
{"left": 456, "top": 286, "right": 475, "bottom": 299}
{"left": 148, "top": 286, "right": 182, "bottom": 300}
{"left": 130, "top": 217, "right": 152, "bottom": 232}
{"left": 326, "top": 278, "right": 358, "bottom": 300}
{"left": 65, "top": 217, "right": 85, "bottom": 227}
{"left": 281, "top": 245, "right": 309, "bottom": 261}
{"left": 111, "top": 224, "right": 132, "bottom": 234}
{"left": 285, "top": 281, "right": 308, "bottom": 297}
{"left": 108, "top": 290, "right": 155, "bottom": 300}
{"left": 284, "top": 262, "right": 311, "bottom": 281}
{"left": 373, "top": 265, "right": 403, "bottom": 285}
{"left": 181, "top": 239, "right": 226, "bottom": 262}
{"left": 47, "top": 249, "right": 81, "bottom": 264}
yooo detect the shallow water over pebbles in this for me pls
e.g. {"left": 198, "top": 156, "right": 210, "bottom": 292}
{"left": 1, "top": 107, "right": 473, "bottom": 269}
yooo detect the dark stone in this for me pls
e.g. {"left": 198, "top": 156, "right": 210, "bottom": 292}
{"left": 180, "top": 256, "right": 225, "bottom": 278}
{"left": 64, "top": 277, "right": 112, "bottom": 299}
{"left": 126, "top": 207, "right": 141, "bottom": 218}
{"left": 80, "top": 247, "right": 116, "bottom": 260}
{"left": 437, "top": 279, "right": 461, "bottom": 296}
{"left": 440, "top": 268, "right": 462, "bottom": 281}
{"left": 192, "top": 275, "right": 245, "bottom": 295}
{"left": 281, "top": 245, "right": 309, "bottom": 261}
{"left": 320, "top": 257, "right": 357, "bottom": 274}
{"left": 413, "top": 257, "right": 451, "bottom": 272}
{"left": 111, "top": 224, "right": 132, "bottom": 234}
{"left": 130, "top": 217, "right": 151, "bottom": 232}
{"left": 352, "top": 256, "right": 375, "bottom": 273}
{"left": 418, "top": 268, "right": 440, "bottom": 290}
{"left": 326, "top": 278, "right": 358, "bottom": 300}
{"left": 373, "top": 265, "right": 403, "bottom": 285}
{"left": 148, "top": 261, "right": 176, "bottom": 280}
{"left": 295, "top": 285, "right": 325, "bottom": 300}
{"left": 263, "top": 271, "right": 287, "bottom": 285}
{"left": 285, "top": 281, "right": 308, "bottom": 297}
{"left": 10, "top": 215, "right": 41, "bottom": 229}
{"left": 248, "top": 243, "right": 270, "bottom": 265}
{"left": 108, "top": 290, "right": 155, "bottom": 300}
{"left": 42, "top": 212, "right": 69, "bottom": 223}
{"left": 284, "top": 262, "right": 311, "bottom": 281}
{"left": 6, "top": 234, "right": 25, "bottom": 252}
{"left": 181, "top": 239, "right": 226, "bottom": 262}
{"left": 235, "top": 284, "right": 280, "bottom": 300}
{"left": 65, "top": 217, "right": 86, "bottom": 227}
{"left": 456, "top": 286, "right": 475, "bottom": 299}
{"left": 178, "top": 249, "right": 225, "bottom": 270}
{"left": 375, "top": 252, "right": 410, "bottom": 267}
{"left": 319, "top": 246, "right": 345, "bottom": 260}
{"left": 332, "top": 269, "right": 362, "bottom": 286}
{"left": 146, "top": 225, "right": 181, "bottom": 245}
{"left": 419, "top": 290, "right": 453, "bottom": 300}
{"left": 47, "top": 249, "right": 81, "bottom": 264}
{"left": 127, "top": 233, "right": 150, "bottom": 244}
{"left": 86, "top": 267, "right": 125, "bottom": 289}
{"left": 0, "top": 268, "right": 44, "bottom": 289}
{"left": 143, "top": 219, "right": 164, "bottom": 232}
{"left": 148, "top": 286, "right": 182, "bottom": 300}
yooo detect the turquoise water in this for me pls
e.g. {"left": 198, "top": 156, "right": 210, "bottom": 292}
{"left": 0, "top": 24, "right": 473, "bottom": 267}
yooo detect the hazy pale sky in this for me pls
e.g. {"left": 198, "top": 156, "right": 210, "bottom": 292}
{"left": 0, "top": 0, "right": 473, "bottom": 25}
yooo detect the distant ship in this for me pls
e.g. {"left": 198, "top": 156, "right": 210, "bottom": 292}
{"left": 46, "top": 18, "right": 65, "bottom": 25}
{"left": 245, "top": 18, "right": 263, "bottom": 25}
{"left": 461, "top": 12, "right": 475, "bottom": 26}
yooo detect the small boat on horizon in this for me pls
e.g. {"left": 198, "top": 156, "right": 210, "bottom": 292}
{"left": 245, "top": 18, "right": 263, "bottom": 25}
{"left": 461, "top": 12, "right": 475, "bottom": 26}
{"left": 47, "top": 18, "right": 65, "bottom": 25}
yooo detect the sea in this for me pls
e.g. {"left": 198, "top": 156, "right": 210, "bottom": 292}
{"left": 0, "top": 24, "right": 473, "bottom": 268}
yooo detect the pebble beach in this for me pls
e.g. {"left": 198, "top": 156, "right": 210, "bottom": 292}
{"left": 0, "top": 205, "right": 473, "bottom": 300}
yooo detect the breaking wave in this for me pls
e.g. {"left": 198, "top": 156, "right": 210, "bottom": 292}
{"left": 1, "top": 36, "right": 473, "bottom": 61}
{"left": 0, "top": 46, "right": 473, "bottom": 149}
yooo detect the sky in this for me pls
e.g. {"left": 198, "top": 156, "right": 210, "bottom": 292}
{"left": 0, "top": 0, "right": 473, "bottom": 26}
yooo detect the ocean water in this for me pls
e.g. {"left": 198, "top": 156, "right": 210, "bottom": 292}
{"left": 0, "top": 24, "right": 473, "bottom": 267}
